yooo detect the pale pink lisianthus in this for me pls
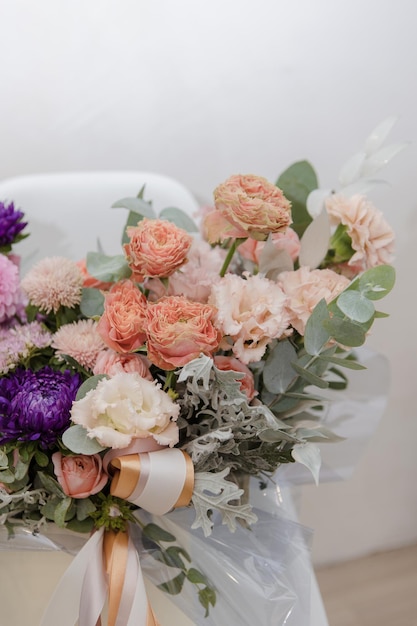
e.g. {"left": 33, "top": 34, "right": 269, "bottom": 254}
{"left": 97, "top": 280, "right": 147, "bottom": 353}
{"left": 124, "top": 218, "right": 193, "bottom": 282}
{"left": 52, "top": 451, "right": 108, "bottom": 498}
{"left": 325, "top": 194, "right": 395, "bottom": 269}
{"left": 278, "top": 266, "right": 350, "bottom": 335}
{"left": 93, "top": 349, "right": 153, "bottom": 380}
{"left": 238, "top": 228, "right": 301, "bottom": 264}
{"left": 146, "top": 296, "right": 221, "bottom": 370}
{"left": 52, "top": 319, "right": 106, "bottom": 371}
{"left": 21, "top": 256, "right": 84, "bottom": 313}
{"left": 0, "top": 255, "right": 26, "bottom": 323}
{"left": 209, "top": 273, "right": 291, "bottom": 364}
{"left": 167, "top": 239, "right": 226, "bottom": 302}
{"left": 214, "top": 355, "right": 257, "bottom": 401}
{"left": 70, "top": 372, "right": 180, "bottom": 449}
{"left": 204, "top": 174, "right": 292, "bottom": 243}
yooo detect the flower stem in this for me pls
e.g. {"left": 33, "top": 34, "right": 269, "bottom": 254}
{"left": 219, "top": 238, "right": 247, "bottom": 277}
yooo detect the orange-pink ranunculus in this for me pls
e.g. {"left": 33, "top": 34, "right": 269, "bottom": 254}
{"left": 52, "top": 451, "right": 108, "bottom": 499}
{"left": 146, "top": 295, "right": 221, "bottom": 370}
{"left": 214, "top": 355, "right": 257, "bottom": 401}
{"left": 204, "top": 174, "right": 292, "bottom": 243}
{"left": 124, "top": 218, "right": 193, "bottom": 282}
{"left": 97, "top": 279, "right": 147, "bottom": 353}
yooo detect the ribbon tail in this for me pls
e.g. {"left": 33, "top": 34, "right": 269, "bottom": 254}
{"left": 40, "top": 528, "right": 106, "bottom": 626}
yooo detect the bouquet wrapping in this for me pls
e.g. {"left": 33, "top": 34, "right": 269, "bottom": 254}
{"left": 0, "top": 118, "right": 404, "bottom": 625}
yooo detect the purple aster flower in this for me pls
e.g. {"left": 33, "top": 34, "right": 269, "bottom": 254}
{"left": 0, "top": 367, "right": 82, "bottom": 447}
{"left": 0, "top": 201, "right": 27, "bottom": 249}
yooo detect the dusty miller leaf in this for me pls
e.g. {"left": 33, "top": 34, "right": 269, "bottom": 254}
{"left": 291, "top": 443, "right": 321, "bottom": 485}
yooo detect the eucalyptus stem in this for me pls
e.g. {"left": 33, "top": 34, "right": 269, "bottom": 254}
{"left": 219, "top": 238, "right": 247, "bottom": 277}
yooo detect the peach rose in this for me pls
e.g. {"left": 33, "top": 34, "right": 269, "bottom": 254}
{"left": 93, "top": 349, "right": 153, "bottom": 380}
{"left": 146, "top": 295, "right": 221, "bottom": 370}
{"left": 205, "top": 174, "right": 292, "bottom": 243}
{"left": 238, "top": 228, "right": 301, "bottom": 264}
{"left": 278, "top": 266, "right": 350, "bottom": 335}
{"left": 325, "top": 194, "right": 395, "bottom": 269}
{"left": 97, "top": 280, "right": 147, "bottom": 353}
{"left": 124, "top": 218, "right": 193, "bottom": 282}
{"left": 76, "top": 259, "right": 114, "bottom": 291}
{"left": 52, "top": 451, "right": 108, "bottom": 499}
{"left": 209, "top": 273, "right": 291, "bottom": 364}
{"left": 214, "top": 355, "right": 257, "bottom": 401}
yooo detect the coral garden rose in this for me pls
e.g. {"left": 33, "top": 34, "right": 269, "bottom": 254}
{"left": 146, "top": 296, "right": 221, "bottom": 370}
{"left": 204, "top": 174, "right": 292, "bottom": 243}
{"left": 325, "top": 193, "right": 395, "bottom": 270}
{"left": 214, "top": 355, "right": 257, "bottom": 401}
{"left": 124, "top": 218, "right": 193, "bottom": 282}
{"left": 209, "top": 273, "right": 291, "bottom": 364}
{"left": 52, "top": 451, "right": 108, "bottom": 499}
{"left": 278, "top": 266, "right": 350, "bottom": 335}
{"left": 93, "top": 349, "right": 153, "bottom": 380}
{"left": 70, "top": 372, "right": 180, "bottom": 449}
{"left": 97, "top": 280, "right": 147, "bottom": 353}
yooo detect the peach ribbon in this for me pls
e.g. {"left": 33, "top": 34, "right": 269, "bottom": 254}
{"left": 40, "top": 439, "right": 194, "bottom": 626}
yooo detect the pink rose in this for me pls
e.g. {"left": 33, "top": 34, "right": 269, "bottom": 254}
{"left": 97, "top": 280, "right": 147, "bottom": 353}
{"left": 238, "top": 228, "right": 301, "bottom": 264}
{"left": 278, "top": 266, "right": 350, "bottom": 335}
{"left": 204, "top": 174, "right": 292, "bottom": 243}
{"left": 214, "top": 355, "right": 257, "bottom": 401}
{"left": 52, "top": 451, "right": 108, "bottom": 499}
{"left": 93, "top": 349, "right": 153, "bottom": 380}
{"left": 209, "top": 273, "right": 291, "bottom": 364}
{"left": 146, "top": 296, "right": 221, "bottom": 370}
{"left": 124, "top": 218, "right": 193, "bottom": 282}
{"left": 325, "top": 194, "right": 395, "bottom": 270}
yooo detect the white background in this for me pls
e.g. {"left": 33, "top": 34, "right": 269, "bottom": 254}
{"left": 0, "top": 0, "right": 416, "bottom": 567}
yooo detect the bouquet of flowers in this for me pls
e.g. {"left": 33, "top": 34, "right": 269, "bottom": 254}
{"left": 0, "top": 118, "right": 403, "bottom": 625}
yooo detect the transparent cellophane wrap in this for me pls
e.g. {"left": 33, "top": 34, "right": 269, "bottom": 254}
{"left": 0, "top": 349, "right": 388, "bottom": 625}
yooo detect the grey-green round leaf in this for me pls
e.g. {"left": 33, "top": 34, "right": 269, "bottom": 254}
{"left": 358, "top": 265, "right": 395, "bottom": 300}
{"left": 62, "top": 425, "right": 106, "bottom": 454}
{"left": 337, "top": 291, "right": 375, "bottom": 323}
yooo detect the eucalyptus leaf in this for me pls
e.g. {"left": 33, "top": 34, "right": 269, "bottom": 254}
{"left": 291, "top": 442, "right": 321, "bottom": 485}
{"left": 317, "top": 354, "right": 366, "bottom": 370}
{"left": 159, "top": 207, "right": 199, "bottom": 232}
{"left": 76, "top": 497, "right": 97, "bottom": 521}
{"left": 187, "top": 568, "right": 211, "bottom": 585}
{"left": 86, "top": 252, "right": 131, "bottom": 283}
{"left": 157, "top": 572, "right": 186, "bottom": 595}
{"left": 276, "top": 160, "right": 317, "bottom": 237}
{"left": 37, "top": 472, "right": 65, "bottom": 498}
{"left": 54, "top": 497, "right": 74, "bottom": 527}
{"left": 142, "top": 523, "right": 176, "bottom": 543}
{"left": 263, "top": 339, "right": 297, "bottom": 393}
{"left": 62, "top": 425, "right": 107, "bottom": 455}
{"left": 75, "top": 375, "right": 108, "bottom": 400}
{"left": 291, "top": 362, "right": 329, "bottom": 389}
{"left": 304, "top": 299, "right": 331, "bottom": 356}
{"left": 337, "top": 291, "right": 375, "bottom": 323}
{"left": 358, "top": 265, "right": 395, "bottom": 300}
{"left": 80, "top": 288, "right": 105, "bottom": 318}
{"left": 322, "top": 317, "right": 366, "bottom": 347}
{"left": 112, "top": 196, "right": 156, "bottom": 219}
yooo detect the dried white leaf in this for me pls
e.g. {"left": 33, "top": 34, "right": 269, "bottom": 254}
{"left": 306, "top": 189, "right": 331, "bottom": 219}
{"left": 338, "top": 151, "right": 366, "bottom": 187}
{"left": 298, "top": 208, "right": 331, "bottom": 268}
{"left": 364, "top": 115, "right": 398, "bottom": 155}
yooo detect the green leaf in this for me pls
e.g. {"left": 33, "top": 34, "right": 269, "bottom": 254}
{"left": 75, "top": 375, "right": 108, "bottom": 400}
{"left": 291, "top": 362, "right": 329, "bottom": 388}
{"left": 322, "top": 317, "right": 367, "bottom": 347}
{"left": 258, "top": 429, "right": 299, "bottom": 443}
{"left": 66, "top": 517, "right": 95, "bottom": 533}
{"left": 358, "top": 265, "right": 396, "bottom": 300}
{"left": 304, "top": 299, "right": 332, "bottom": 356}
{"left": 157, "top": 572, "right": 186, "bottom": 595}
{"left": 276, "top": 160, "right": 318, "bottom": 237}
{"left": 291, "top": 442, "right": 321, "bottom": 484}
{"left": 54, "top": 497, "right": 74, "bottom": 527}
{"left": 76, "top": 497, "right": 97, "bottom": 521}
{"left": 198, "top": 586, "right": 216, "bottom": 616}
{"left": 337, "top": 291, "right": 375, "bottom": 322}
{"left": 159, "top": 207, "right": 199, "bottom": 232}
{"left": 0, "top": 450, "right": 8, "bottom": 469}
{"left": 34, "top": 450, "right": 49, "bottom": 468}
{"left": 86, "top": 252, "right": 131, "bottom": 283}
{"left": 112, "top": 196, "right": 156, "bottom": 219}
{"left": 263, "top": 339, "right": 298, "bottom": 393}
{"left": 158, "top": 546, "right": 190, "bottom": 569}
{"left": 37, "top": 472, "right": 65, "bottom": 498}
{"left": 317, "top": 355, "right": 367, "bottom": 370}
{"left": 62, "top": 425, "right": 107, "bottom": 455}
{"left": 142, "top": 523, "right": 176, "bottom": 544}
{"left": 80, "top": 288, "right": 105, "bottom": 318}
{"left": 186, "top": 568, "right": 211, "bottom": 586}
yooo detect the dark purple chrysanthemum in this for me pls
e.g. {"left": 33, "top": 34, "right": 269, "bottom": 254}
{"left": 0, "top": 367, "right": 82, "bottom": 447}
{"left": 0, "top": 201, "right": 27, "bottom": 248}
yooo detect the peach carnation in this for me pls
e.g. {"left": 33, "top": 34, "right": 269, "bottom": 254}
{"left": 146, "top": 296, "right": 221, "bottom": 370}
{"left": 52, "top": 319, "right": 106, "bottom": 371}
{"left": 124, "top": 218, "right": 193, "bottom": 282}
{"left": 21, "top": 257, "right": 84, "bottom": 313}
{"left": 209, "top": 273, "right": 291, "bottom": 364}
{"left": 93, "top": 349, "right": 152, "bottom": 380}
{"left": 278, "top": 266, "right": 350, "bottom": 335}
{"left": 205, "top": 174, "right": 292, "bottom": 243}
{"left": 97, "top": 280, "right": 147, "bottom": 353}
{"left": 325, "top": 194, "right": 395, "bottom": 269}
{"left": 238, "top": 228, "right": 301, "bottom": 265}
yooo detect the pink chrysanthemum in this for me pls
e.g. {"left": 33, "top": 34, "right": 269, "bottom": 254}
{"left": 21, "top": 257, "right": 84, "bottom": 313}
{"left": 52, "top": 319, "right": 106, "bottom": 371}
{"left": 0, "top": 255, "right": 25, "bottom": 323}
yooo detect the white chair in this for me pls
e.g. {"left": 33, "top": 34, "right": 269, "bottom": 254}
{"left": 0, "top": 171, "right": 329, "bottom": 626}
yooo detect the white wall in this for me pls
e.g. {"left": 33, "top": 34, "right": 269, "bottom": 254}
{"left": 0, "top": 0, "right": 416, "bottom": 565}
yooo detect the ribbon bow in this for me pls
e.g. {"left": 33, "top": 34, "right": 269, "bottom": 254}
{"left": 40, "top": 439, "right": 194, "bottom": 626}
